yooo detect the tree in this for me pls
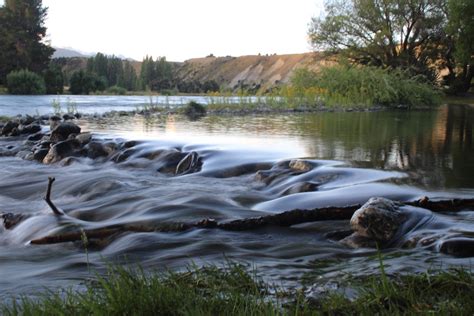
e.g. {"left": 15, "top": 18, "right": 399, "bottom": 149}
{"left": 43, "top": 64, "right": 64, "bottom": 94}
{"left": 69, "top": 70, "right": 105, "bottom": 95}
{"left": 443, "top": 0, "right": 473, "bottom": 93}
{"left": 0, "top": 0, "right": 54, "bottom": 84}
{"left": 309, "top": 0, "right": 446, "bottom": 80}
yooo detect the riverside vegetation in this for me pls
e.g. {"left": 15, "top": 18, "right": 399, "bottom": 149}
{"left": 2, "top": 261, "right": 474, "bottom": 315}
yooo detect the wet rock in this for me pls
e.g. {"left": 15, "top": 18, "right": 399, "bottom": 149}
{"left": 85, "top": 141, "right": 109, "bottom": 159}
{"left": 19, "top": 115, "right": 36, "bottom": 126}
{"left": 9, "top": 127, "right": 20, "bottom": 136}
{"left": 289, "top": 159, "right": 313, "bottom": 173}
{"left": 19, "top": 123, "right": 41, "bottom": 135}
{"left": 49, "top": 115, "right": 62, "bottom": 130}
{"left": 155, "top": 150, "right": 186, "bottom": 173}
{"left": 50, "top": 122, "right": 81, "bottom": 142}
{"left": 1, "top": 213, "right": 27, "bottom": 229}
{"left": 1, "top": 121, "right": 19, "bottom": 136}
{"left": 103, "top": 142, "right": 118, "bottom": 156}
{"left": 349, "top": 197, "right": 403, "bottom": 242}
{"left": 175, "top": 151, "right": 201, "bottom": 175}
{"left": 112, "top": 147, "right": 139, "bottom": 163}
{"left": 75, "top": 132, "right": 92, "bottom": 145}
{"left": 439, "top": 238, "right": 474, "bottom": 257}
{"left": 63, "top": 114, "right": 75, "bottom": 121}
{"left": 282, "top": 182, "right": 318, "bottom": 195}
{"left": 33, "top": 148, "right": 50, "bottom": 162}
{"left": 27, "top": 132, "right": 45, "bottom": 141}
{"left": 43, "top": 139, "right": 81, "bottom": 164}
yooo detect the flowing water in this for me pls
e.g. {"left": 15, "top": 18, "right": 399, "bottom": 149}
{"left": 0, "top": 97, "right": 473, "bottom": 297}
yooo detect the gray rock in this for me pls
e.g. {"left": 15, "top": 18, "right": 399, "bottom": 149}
{"left": 86, "top": 141, "right": 109, "bottom": 159}
{"left": 27, "top": 132, "right": 45, "bottom": 141}
{"left": 349, "top": 197, "right": 403, "bottom": 242}
{"left": 75, "top": 132, "right": 92, "bottom": 145}
{"left": 33, "top": 148, "right": 49, "bottom": 162}
{"left": 50, "top": 122, "right": 81, "bottom": 142}
{"left": 43, "top": 139, "right": 80, "bottom": 164}
{"left": 19, "top": 123, "right": 41, "bottom": 135}
{"left": 175, "top": 151, "right": 201, "bottom": 175}
{"left": 1, "top": 121, "right": 19, "bottom": 136}
{"left": 289, "top": 159, "right": 313, "bottom": 172}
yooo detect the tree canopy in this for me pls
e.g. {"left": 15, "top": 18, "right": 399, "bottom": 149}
{"left": 309, "top": 0, "right": 473, "bottom": 92}
{"left": 0, "top": 0, "right": 54, "bottom": 84}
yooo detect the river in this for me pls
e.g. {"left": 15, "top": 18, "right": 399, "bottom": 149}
{"left": 0, "top": 95, "right": 473, "bottom": 297}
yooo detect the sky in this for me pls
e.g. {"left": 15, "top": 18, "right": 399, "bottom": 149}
{"left": 1, "top": 0, "right": 324, "bottom": 61}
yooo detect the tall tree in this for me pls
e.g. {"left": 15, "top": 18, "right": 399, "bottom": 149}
{"left": 309, "top": 0, "right": 446, "bottom": 79}
{"left": 0, "top": 0, "right": 54, "bottom": 84}
{"left": 443, "top": 0, "right": 473, "bottom": 93}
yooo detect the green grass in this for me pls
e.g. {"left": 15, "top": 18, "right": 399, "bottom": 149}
{"left": 3, "top": 260, "right": 474, "bottom": 315}
{"left": 287, "top": 65, "right": 442, "bottom": 109}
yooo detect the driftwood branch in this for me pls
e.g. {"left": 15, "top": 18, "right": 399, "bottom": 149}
{"left": 24, "top": 196, "right": 474, "bottom": 246}
{"left": 44, "top": 177, "right": 64, "bottom": 216}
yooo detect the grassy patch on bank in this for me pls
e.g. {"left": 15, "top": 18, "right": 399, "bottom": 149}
{"left": 3, "top": 262, "right": 474, "bottom": 315}
{"left": 285, "top": 65, "right": 442, "bottom": 109}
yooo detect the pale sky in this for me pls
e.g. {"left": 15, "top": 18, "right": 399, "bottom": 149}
{"left": 1, "top": 0, "right": 323, "bottom": 61}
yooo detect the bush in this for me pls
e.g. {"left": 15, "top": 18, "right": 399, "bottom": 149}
{"left": 43, "top": 64, "right": 64, "bottom": 94}
{"left": 289, "top": 65, "right": 441, "bottom": 108}
{"left": 6, "top": 69, "right": 46, "bottom": 95}
{"left": 183, "top": 101, "right": 207, "bottom": 119}
{"left": 69, "top": 70, "right": 106, "bottom": 95}
{"left": 107, "top": 85, "right": 127, "bottom": 95}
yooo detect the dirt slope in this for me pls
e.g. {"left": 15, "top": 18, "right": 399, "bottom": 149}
{"left": 174, "top": 53, "right": 325, "bottom": 90}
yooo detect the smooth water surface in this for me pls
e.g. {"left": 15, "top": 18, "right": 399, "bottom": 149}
{"left": 0, "top": 100, "right": 473, "bottom": 297}
{"left": 0, "top": 94, "right": 258, "bottom": 116}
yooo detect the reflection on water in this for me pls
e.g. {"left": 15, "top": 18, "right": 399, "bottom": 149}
{"left": 81, "top": 104, "right": 474, "bottom": 188}
{"left": 0, "top": 103, "right": 473, "bottom": 298}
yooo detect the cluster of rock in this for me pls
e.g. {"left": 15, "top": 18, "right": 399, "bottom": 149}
{"left": 0, "top": 115, "right": 202, "bottom": 176}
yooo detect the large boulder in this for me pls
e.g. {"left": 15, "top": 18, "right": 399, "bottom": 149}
{"left": 50, "top": 122, "right": 81, "bottom": 142}
{"left": 43, "top": 139, "right": 81, "bottom": 164}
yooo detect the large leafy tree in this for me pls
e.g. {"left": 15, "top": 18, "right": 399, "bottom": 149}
{"left": 443, "top": 0, "right": 473, "bottom": 93}
{"left": 309, "top": 0, "right": 446, "bottom": 79}
{"left": 0, "top": 0, "right": 54, "bottom": 84}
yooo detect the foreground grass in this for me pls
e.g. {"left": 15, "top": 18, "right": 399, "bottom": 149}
{"left": 2, "top": 262, "right": 474, "bottom": 315}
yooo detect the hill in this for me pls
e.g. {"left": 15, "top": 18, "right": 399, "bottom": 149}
{"left": 53, "top": 52, "right": 329, "bottom": 91}
{"left": 174, "top": 53, "right": 324, "bottom": 91}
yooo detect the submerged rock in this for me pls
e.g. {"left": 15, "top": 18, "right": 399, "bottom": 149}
{"left": 289, "top": 159, "right": 314, "bottom": 173}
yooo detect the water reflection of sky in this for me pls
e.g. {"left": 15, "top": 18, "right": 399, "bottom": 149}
{"left": 78, "top": 104, "right": 474, "bottom": 189}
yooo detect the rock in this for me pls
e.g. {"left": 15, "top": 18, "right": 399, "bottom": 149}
{"left": 27, "top": 132, "right": 45, "bottom": 141}
{"left": 43, "top": 139, "right": 80, "bottom": 164}
{"left": 1, "top": 121, "right": 19, "bottom": 136}
{"left": 85, "top": 141, "right": 109, "bottom": 159}
{"left": 19, "top": 115, "right": 36, "bottom": 125}
{"left": 49, "top": 115, "right": 62, "bottom": 131}
{"left": 439, "top": 238, "right": 474, "bottom": 257}
{"left": 1, "top": 213, "right": 27, "bottom": 229}
{"left": 175, "top": 151, "right": 201, "bottom": 175}
{"left": 9, "top": 127, "right": 20, "bottom": 136}
{"left": 50, "top": 122, "right": 81, "bottom": 142}
{"left": 63, "top": 114, "right": 75, "bottom": 121}
{"left": 289, "top": 159, "right": 313, "bottom": 173}
{"left": 75, "top": 132, "right": 92, "bottom": 145}
{"left": 19, "top": 123, "right": 41, "bottom": 135}
{"left": 349, "top": 197, "right": 404, "bottom": 242}
{"left": 33, "top": 148, "right": 50, "bottom": 162}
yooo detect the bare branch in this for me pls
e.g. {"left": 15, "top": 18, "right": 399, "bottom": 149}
{"left": 44, "top": 177, "right": 64, "bottom": 216}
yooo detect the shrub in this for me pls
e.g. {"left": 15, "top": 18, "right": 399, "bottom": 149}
{"left": 183, "top": 101, "right": 207, "bottom": 119}
{"left": 69, "top": 70, "right": 106, "bottom": 95}
{"left": 107, "top": 85, "right": 127, "bottom": 95}
{"left": 43, "top": 64, "right": 64, "bottom": 94}
{"left": 289, "top": 65, "right": 441, "bottom": 108}
{"left": 6, "top": 69, "right": 46, "bottom": 95}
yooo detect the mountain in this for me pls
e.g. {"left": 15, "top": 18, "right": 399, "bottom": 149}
{"left": 52, "top": 47, "right": 92, "bottom": 59}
